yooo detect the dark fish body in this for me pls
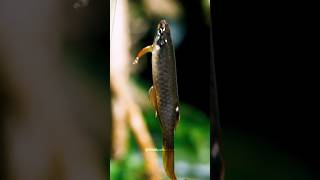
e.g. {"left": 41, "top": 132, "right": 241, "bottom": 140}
{"left": 134, "top": 19, "right": 179, "bottom": 180}
{"left": 152, "top": 20, "right": 179, "bottom": 180}
{"left": 152, "top": 20, "right": 179, "bottom": 139}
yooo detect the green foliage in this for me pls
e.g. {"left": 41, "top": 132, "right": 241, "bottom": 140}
{"left": 111, "top": 78, "right": 210, "bottom": 179}
{"left": 110, "top": 153, "right": 145, "bottom": 180}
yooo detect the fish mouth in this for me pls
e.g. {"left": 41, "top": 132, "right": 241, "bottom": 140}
{"left": 155, "top": 19, "right": 171, "bottom": 46}
{"left": 157, "top": 19, "right": 170, "bottom": 34}
{"left": 159, "top": 19, "right": 168, "bottom": 27}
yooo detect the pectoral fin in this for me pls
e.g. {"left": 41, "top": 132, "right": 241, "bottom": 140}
{"left": 133, "top": 45, "right": 154, "bottom": 64}
{"left": 148, "top": 86, "right": 158, "bottom": 118}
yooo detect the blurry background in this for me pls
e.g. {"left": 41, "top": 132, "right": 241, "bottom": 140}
{"left": 212, "top": 0, "right": 320, "bottom": 179}
{"left": 110, "top": 0, "right": 211, "bottom": 179}
{"left": 0, "top": 0, "right": 107, "bottom": 179}
{"left": 116, "top": 0, "right": 320, "bottom": 179}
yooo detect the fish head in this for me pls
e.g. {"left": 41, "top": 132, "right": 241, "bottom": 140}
{"left": 154, "top": 19, "right": 171, "bottom": 47}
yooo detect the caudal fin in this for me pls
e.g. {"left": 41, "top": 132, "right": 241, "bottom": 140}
{"left": 162, "top": 133, "right": 177, "bottom": 180}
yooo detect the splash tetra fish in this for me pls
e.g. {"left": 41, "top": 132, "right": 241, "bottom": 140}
{"left": 134, "top": 19, "right": 180, "bottom": 180}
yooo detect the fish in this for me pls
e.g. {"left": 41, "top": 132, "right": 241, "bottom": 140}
{"left": 134, "top": 19, "right": 180, "bottom": 180}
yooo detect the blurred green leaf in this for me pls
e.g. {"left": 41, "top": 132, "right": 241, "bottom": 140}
{"left": 111, "top": 78, "right": 211, "bottom": 179}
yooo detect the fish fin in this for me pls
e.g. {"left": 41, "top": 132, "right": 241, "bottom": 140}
{"left": 162, "top": 133, "right": 177, "bottom": 180}
{"left": 148, "top": 86, "right": 158, "bottom": 118}
{"left": 133, "top": 45, "right": 154, "bottom": 64}
{"left": 163, "top": 149, "right": 176, "bottom": 180}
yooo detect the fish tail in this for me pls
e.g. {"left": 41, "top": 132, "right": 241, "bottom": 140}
{"left": 162, "top": 132, "right": 177, "bottom": 180}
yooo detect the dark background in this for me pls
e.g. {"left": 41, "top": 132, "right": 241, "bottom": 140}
{"left": 212, "top": 0, "right": 319, "bottom": 179}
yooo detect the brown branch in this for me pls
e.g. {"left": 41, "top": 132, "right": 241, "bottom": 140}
{"left": 111, "top": 78, "right": 161, "bottom": 180}
{"left": 110, "top": 0, "right": 161, "bottom": 179}
{"left": 111, "top": 97, "right": 128, "bottom": 160}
